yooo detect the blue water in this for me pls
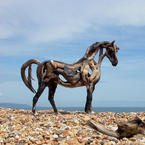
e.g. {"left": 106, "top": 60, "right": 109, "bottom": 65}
{"left": 0, "top": 103, "right": 145, "bottom": 113}
{"left": 58, "top": 107, "right": 145, "bottom": 113}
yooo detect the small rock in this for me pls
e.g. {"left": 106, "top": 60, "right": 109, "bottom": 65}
{"left": 106, "top": 136, "right": 118, "bottom": 143}
{"left": 134, "top": 134, "right": 144, "bottom": 140}
{"left": 52, "top": 134, "right": 58, "bottom": 138}
{"left": 130, "top": 137, "right": 137, "bottom": 141}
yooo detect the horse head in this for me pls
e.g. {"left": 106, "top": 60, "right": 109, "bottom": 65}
{"left": 105, "top": 40, "right": 119, "bottom": 66}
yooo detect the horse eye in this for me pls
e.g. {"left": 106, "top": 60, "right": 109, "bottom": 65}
{"left": 108, "top": 50, "right": 112, "bottom": 54}
{"left": 108, "top": 47, "right": 113, "bottom": 51}
{"left": 108, "top": 50, "right": 114, "bottom": 57}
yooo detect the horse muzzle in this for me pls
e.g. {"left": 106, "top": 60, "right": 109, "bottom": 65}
{"left": 112, "top": 60, "right": 118, "bottom": 66}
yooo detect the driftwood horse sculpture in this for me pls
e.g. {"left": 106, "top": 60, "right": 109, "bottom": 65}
{"left": 21, "top": 41, "right": 119, "bottom": 114}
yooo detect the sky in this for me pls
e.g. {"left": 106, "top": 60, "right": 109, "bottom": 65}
{"left": 0, "top": 0, "right": 145, "bottom": 108}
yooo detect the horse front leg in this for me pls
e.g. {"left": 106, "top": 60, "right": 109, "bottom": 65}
{"left": 32, "top": 84, "right": 46, "bottom": 114}
{"left": 48, "top": 83, "right": 58, "bottom": 114}
{"left": 85, "top": 84, "right": 95, "bottom": 113}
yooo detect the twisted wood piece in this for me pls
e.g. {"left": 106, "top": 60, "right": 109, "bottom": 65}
{"left": 88, "top": 117, "right": 145, "bottom": 139}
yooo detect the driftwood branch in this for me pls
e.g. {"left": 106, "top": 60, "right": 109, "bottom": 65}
{"left": 88, "top": 117, "right": 145, "bottom": 139}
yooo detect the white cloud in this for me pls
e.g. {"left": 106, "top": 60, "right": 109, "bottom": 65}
{"left": 0, "top": 0, "right": 145, "bottom": 55}
{"left": 0, "top": 0, "right": 145, "bottom": 41}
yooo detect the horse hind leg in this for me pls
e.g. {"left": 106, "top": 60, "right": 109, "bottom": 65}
{"left": 32, "top": 84, "right": 46, "bottom": 114}
{"left": 48, "top": 83, "right": 58, "bottom": 114}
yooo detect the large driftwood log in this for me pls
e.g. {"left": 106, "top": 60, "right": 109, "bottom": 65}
{"left": 88, "top": 117, "right": 145, "bottom": 139}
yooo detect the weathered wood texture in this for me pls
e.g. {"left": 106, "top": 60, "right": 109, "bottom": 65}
{"left": 21, "top": 41, "right": 119, "bottom": 114}
{"left": 88, "top": 117, "right": 145, "bottom": 139}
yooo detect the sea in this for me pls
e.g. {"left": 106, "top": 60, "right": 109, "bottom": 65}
{"left": 0, "top": 103, "right": 145, "bottom": 113}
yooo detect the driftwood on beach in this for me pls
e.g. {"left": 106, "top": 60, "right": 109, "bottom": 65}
{"left": 88, "top": 117, "right": 145, "bottom": 139}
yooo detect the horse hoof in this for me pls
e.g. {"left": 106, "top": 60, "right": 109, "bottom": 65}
{"left": 32, "top": 110, "right": 35, "bottom": 114}
{"left": 32, "top": 109, "right": 38, "bottom": 115}
{"left": 90, "top": 111, "right": 95, "bottom": 114}
{"left": 54, "top": 111, "right": 59, "bottom": 115}
{"left": 85, "top": 110, "right": 94, "bottom": 114}
{"left": 32, "top": 112, "right": 39, "bottom": 117}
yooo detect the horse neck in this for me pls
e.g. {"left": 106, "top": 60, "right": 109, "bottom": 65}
{"left": 84, "top": 43, "right": 100, "bottom": 60}
{"left": 74, "top": 41, "right": 109, "bottom": 68}
{"left": 98, "top": 47, "right": 106, "bottom": 68}
{"left": 75, "top": 43, "right": 100, "bottom": 64}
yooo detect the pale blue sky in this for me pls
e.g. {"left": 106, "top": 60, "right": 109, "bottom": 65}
{"left": 0, "top": 0, "right": 145, "bottom": 108}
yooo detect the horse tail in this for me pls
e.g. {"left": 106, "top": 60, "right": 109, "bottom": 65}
{"left": 21, "top": 59, "right": 41, "bottom": 93}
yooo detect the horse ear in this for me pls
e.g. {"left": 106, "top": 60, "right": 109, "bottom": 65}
{"left": 111, "top": 40, "right": 115, "bottom": 45}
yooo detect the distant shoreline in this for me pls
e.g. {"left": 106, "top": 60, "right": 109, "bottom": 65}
{"left": 0, "top": 103, "right": 145, "bottom": 113}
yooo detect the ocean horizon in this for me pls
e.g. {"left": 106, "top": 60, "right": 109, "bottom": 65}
{"left": 0, "top": 103, "right": 145, "bottom": 113}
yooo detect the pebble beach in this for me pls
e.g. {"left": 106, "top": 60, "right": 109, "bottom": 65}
{"left": 0, "top": 107, "right": 145, "bottom": 145}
